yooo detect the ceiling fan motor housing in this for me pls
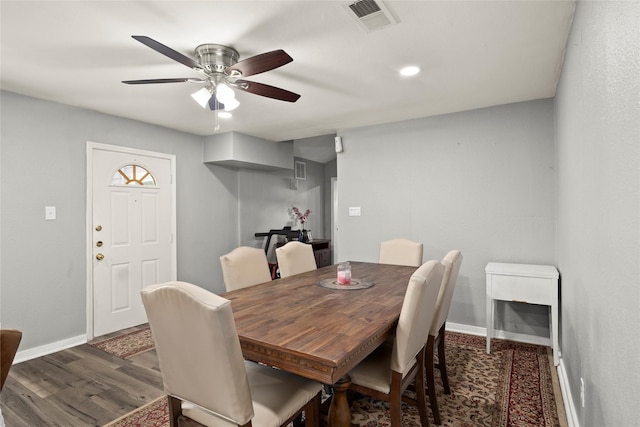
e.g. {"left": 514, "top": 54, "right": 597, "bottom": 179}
{"left": 195, "top": 44, "right": 239, "bottom": 74}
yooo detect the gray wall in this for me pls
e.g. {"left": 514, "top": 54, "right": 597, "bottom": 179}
{"left": 0, "top": 90, "right": 332, "bottom": 352}
{"left": 555, "top": 1, "right": 640, "bottom": 426}
{"left": 0, "top": 91, "right": 237, "bottom": 349}
{"left": 237, "top": 157, "right": 326, "bottom": 264}
{"left": 336, "top": 99, "right": 557, "bottom": 334}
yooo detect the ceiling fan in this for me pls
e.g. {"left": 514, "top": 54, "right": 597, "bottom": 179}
{"left": 122, "top": 36, "right": 301, "bottom": 112}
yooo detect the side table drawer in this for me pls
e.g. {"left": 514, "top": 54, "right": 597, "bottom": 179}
{"left": 490, "top": 274, "right": 554, "bottom": 305}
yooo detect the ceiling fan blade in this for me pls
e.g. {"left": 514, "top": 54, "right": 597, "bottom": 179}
{"left": 235, "top": 80, "right": 300, "bottom": 102}
{"left": 122, "top": 78, "right": 204, "bottom": 85}
{"left": 132, "top": 35, "right": 203, "bottom": 71}
{"left": 225, "top": 50, "right": 293, "bottom": 77}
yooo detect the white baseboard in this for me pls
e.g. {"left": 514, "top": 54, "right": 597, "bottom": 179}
{"left": 446, "top": 322, "right": 552, "bottom": 347}
{"left": 557, "top": 358, "right": 580, "bottom": 427}
{"left": 445, "top": 322, "right": 487, "bottom": 337}
{"left": 13, "top": 334, "right": 87, "bottom": 364}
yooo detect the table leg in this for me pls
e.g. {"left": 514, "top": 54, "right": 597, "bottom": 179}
{"left": 551, "top": 303, "right": 559, "bottom": 366}
{"left": 486, "top": 297, "right": 493, "bottom": 354}
{"left": 328, "top": 375, "right": 351, "bottom": 427}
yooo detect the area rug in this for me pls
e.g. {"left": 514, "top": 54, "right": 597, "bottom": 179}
{"left": 103, "top": 332, "right": 562, "bottom": 427}
{"left": 90, "top": 327, "right": 155, "bottom": 359}
{"left": 349, "top": 333, "right": 561, "bottom": 427}
{"left": 104, "top": 395, "right": 167, "bottom": 427}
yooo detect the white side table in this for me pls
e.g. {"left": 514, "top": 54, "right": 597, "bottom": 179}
{"left": 485, "top": 262, "right": 560, "bottom": 366}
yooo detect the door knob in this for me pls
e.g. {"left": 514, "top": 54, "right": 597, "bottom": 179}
{"left": 96, "top": 253, "right": 104, "bottom": 261}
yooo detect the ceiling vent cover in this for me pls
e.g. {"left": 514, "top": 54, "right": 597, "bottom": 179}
{"left": 345, "top": 0, "right": 398, "bottom": 32}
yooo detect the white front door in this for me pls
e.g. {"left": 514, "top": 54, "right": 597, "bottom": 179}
{"left": 88, "top": 142, "right": 176, "bottom": 338}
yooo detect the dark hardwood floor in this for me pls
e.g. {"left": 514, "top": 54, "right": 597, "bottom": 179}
{"left": 1, "top": 325, "right": 164, "bottom": 426}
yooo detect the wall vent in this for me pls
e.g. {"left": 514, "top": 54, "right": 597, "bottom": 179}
{"left": 294, "top": 161, "right": 307, "bottom": 180}
{"left": 345, "top": 0, "right": 397, "bottom": 33}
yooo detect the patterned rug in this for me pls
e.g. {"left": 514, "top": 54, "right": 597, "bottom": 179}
{"left": 90, "top": 327, "right": 155, "bottom": 359}
{"left": 102, "top": 332, "right": 562, "bottom": 427}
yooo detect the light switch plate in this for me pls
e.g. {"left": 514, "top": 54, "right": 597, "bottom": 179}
{"left": 348, "top": 207, "right": 361, "bottom": 216}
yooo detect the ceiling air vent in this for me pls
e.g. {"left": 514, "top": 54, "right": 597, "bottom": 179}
{"left": 345, "top": 0, "right": 398, "bottom": 33}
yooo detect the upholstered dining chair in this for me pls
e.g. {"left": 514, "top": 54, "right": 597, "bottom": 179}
{"left": 425, "top": 250, "right": 463, "bottom": 425}
{"left": 379, "top": 238, "right": 424, "bottom": 267}
{"left": 220, "top": 246, "right": 273, "bottom": 291}
{"left": 275, "top": 241, "right": 317, "bottom": 278}
{"left": 348, "top": 260, "right": 444, "bottom": 427}
{"left": 1, "top": 329, "right": 22, "bottom": 392}
{"left": 141, "top": 281, "right": 322, "bottom": 427}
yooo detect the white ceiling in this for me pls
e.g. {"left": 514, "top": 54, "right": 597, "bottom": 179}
{"left": 0, "top": 1, "right": 574, "bottom": 163}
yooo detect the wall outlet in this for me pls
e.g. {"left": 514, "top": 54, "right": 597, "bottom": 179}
{"left": 580, "top": 377, "right": 585, "bottom": 408}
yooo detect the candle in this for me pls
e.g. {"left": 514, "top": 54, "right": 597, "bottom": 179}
{"left": 337, "top": 262, "right": 351, "bottom": 285}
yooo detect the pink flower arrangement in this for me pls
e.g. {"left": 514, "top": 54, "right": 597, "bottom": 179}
{"left": 292, "top": 206, "right": 311, "bottom": 227}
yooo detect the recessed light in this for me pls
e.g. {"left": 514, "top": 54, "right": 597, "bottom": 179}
{"left": 218, "top": 111, "right": 232, "bottom": 119}
{"left": 400, "top": 66, "right": 420, "bottom": 77}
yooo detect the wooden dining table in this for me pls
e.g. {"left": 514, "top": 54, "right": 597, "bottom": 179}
{"left": 222, "top": 261, "right": 418, "bottom": 427}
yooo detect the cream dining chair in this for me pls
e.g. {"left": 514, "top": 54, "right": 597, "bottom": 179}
{"left": 348, "top": 260, "right": 444, "bottom": 427}
{"left": 141, "top": 281, "right": 322, "bottom": 427}
{"left": 220, "top": 246, "right": 273, "bottom": 291}
{"left": 425, "top": 250, "right": 463, "bottom": 425}
{"left": 379, "top": 238, "right": 424, "bottom": 267}
{"left": 275, "top": 241, "right": 317, "bottom": 278}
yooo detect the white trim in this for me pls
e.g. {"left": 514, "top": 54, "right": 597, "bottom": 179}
{"left": 86, "top": 141, "right": 177, "bottom": 341}
{"left": 13, "top": 334, "right": 86, "bottom": 364}
{"left": 445, "top": 322, "right": 487, "bottom": 337}
{"left": 446, "top": 321, "right": 552, "bottom": 347}
{"left": 557, "top": 359, "right": 580, "bottom": 427}
{"left": 331, "top": 177, "right": 338, "bottom": 264}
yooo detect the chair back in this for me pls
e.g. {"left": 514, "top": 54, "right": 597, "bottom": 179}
{"left": 220, "top": 246, "right": 272, "bottom": 291}
{"left": 379, "top": 238, "right": 423, "bottom": 267}
{"left": 0, "top": 329, "right": 22, "bottom": 391}
{"left": 430, "top": 250, "right": 463, "bottom": 336}
{"left": 391, "top": 260, "right": 444, "bottom": 375}
{"left": 141, "top": 281, "right": 254, "bottom": 425}
{"left": 276, "top": 241, "right": 317, "bottom": 278}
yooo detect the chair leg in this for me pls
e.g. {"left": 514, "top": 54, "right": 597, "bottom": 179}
{"left": 167, "top": 395, "right": 182, "bottom": 427}
{"left": 426, "top": 335, "right": 441, "bottom": 425}
{"left": 415, "top": 346, "right": 431, "bottom": 427}
{"left": 389, "top": 371, "right": 403, "bottom": 427}
{"left": 437, "top": 324, "right": 450, "bottom": 394}
{"left": 303, "top": 392, "right": 321, "bottom": 427}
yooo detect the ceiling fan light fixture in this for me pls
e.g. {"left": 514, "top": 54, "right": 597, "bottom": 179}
{"left": 191, "top": 87, "right": 212, "bottom": 108}
{"left": 223, "top": 97, "right": 240, "bottom": 112}
{"left": 215, "top": 82, "right": 236, "bottom": 104}
{"left": 218, "top": 111, "right": 233, "bottom": 119}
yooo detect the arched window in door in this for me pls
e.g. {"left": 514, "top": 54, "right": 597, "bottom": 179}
{"left": 111, "top": 164, "right": 157, "bottom": 186}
